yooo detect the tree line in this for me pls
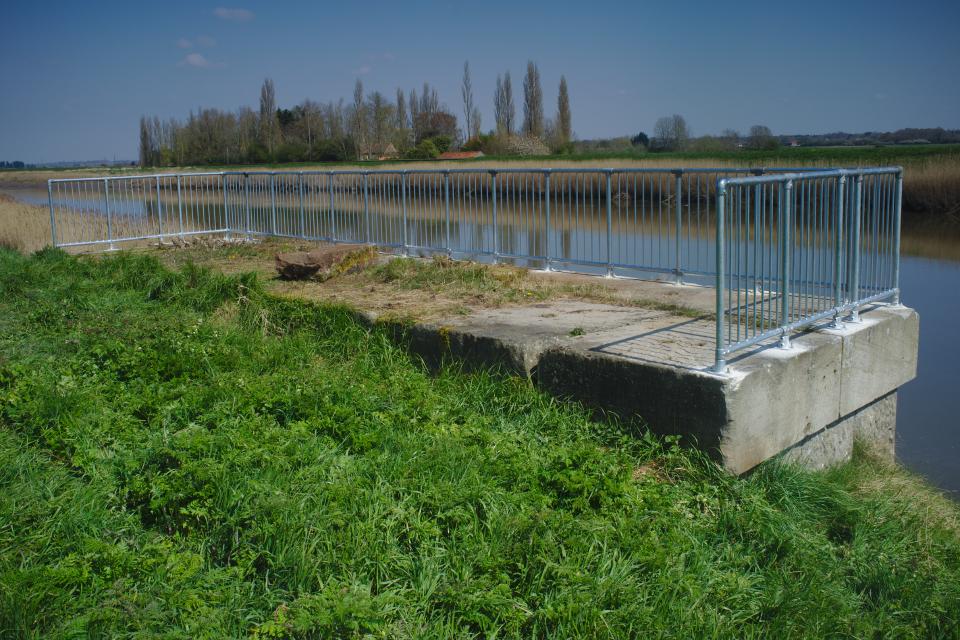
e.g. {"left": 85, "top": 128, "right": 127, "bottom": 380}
{"left": 138, "top": 60, "right": 574, "bottom": 167}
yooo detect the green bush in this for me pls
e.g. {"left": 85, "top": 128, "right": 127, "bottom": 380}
{"left": 406, "top": 139, "right": 439, "bottom": 160}
{"left": 275, "top": 141, "right": 309, "bottom": 163}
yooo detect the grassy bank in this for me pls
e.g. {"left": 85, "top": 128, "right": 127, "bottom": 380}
{"left": 1, "top": 248, "right": 958, "bottom": 638}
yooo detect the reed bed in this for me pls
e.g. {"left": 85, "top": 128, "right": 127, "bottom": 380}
{"left": 0, "top": 193, "right": 157, "bottom": 254}
{"left": 3, "top": 148, "right": 959, "bottom": 217}
{"left": 0, "top": 194, "right": 52, "bottom": 253}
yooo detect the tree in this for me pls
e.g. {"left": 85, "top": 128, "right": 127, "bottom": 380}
{"left": 352, "top": 79, "right": 367, "bottom": 158}
{"left": 413, "top": 109, "right": 458, "bottom": 143}
{"left": 503, "top": 73, "right": 515, "bottom": 137}
{"left": 631, "top": 132, "right": 649, "bottom": 148}
{"left": 368, "top": 91, "right": 392, "bottom": 151}
{"left": 721, "top": 129, "right": 740, "bottom": 150}
{"left": 258, "top": 78, "right": 280, "bottom": 154}
{"left": 522, "top": 61, "right": 544, "bottom": 139}
{"left": 408, "top": 82, "right": 443, "bottom": 143}
{"left": 748, "top": 125, "right": 778, "bottom": 150}
{"left": 408, "top": 88, "right": 420, "bottom": 140}
{"left": 556, "top": 75, "right": 572, "bottom": 145}
{"left": 298, "top": 100, "right": 322, "bottom": 148}
{"left": 395, "top": 88, "right": 407, "bottom": 130}
{"left": 461, "top": 61, "right": 480, "bottom": 139}
{"left": 138, "top": 116, "right": 152, "bottom": 167}
{"left": 652, "top": 114, "right": 689, "bottom": 151}
{"left": 494, "top": 75, "right": 506, "bottom": 134}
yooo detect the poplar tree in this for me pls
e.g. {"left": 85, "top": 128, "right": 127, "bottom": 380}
{"left": 557, "top": 75, "right": 572, "bottom": 144}
{"left": 258, "top": 78, "right": 280, "bottom": 153}
{"left": 522, "top": 61, "right": 544, "bottom": 138}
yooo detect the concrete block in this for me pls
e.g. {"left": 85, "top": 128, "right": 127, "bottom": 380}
{"left": 838, "top": 305, "right": 918, "bottom": 416}
{"left": 537, "top": 347, "right": 728, "bottom": 448}
{"left": 365, "top": 294, "right": 916, "bottom": 475}
{"left": 720, "top": 329, "right": 843, "bottom": 473}
{"left": 781, "top": 392, "right": 897, "bottom": 469}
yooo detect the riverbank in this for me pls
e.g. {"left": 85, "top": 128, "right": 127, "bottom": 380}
{"left": 1, "top": 248, "right": 958, "bottom": 637}
{"left": 3, "top": 144, "right": 959, "bottom": 220}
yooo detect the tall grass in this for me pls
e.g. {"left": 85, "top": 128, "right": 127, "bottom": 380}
{"left": 1, "top": 248, "right": 958, "bottom": 638}
{"left": 0, "top": 194, "right": 50, "bottom": 253}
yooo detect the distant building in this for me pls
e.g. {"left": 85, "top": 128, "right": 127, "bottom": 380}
{"left": 437, "top": 151, "right": 485, "bottom": 160}
{"left": 359, "top": 143, "right": 399, "bottom": 161}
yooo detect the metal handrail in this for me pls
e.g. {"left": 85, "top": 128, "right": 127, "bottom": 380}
{"left": 47, "top": 165, "right": 903, "bottom": 373}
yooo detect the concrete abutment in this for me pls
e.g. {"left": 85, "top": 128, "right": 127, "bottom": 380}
{"left": 365, "top": 301, "right": 918, "bottom": 474}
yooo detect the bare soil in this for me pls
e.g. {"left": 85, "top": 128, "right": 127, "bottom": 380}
{"left": 151, "top": 238, "right": 715, "bottom": 323}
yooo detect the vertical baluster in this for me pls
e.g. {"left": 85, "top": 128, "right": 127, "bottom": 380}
{"left": 893, "top": 170, "right": 903, "bottom": 304}
{"left": 606, "top": 170, "right": 613, "bottom": 277}
{"left": 243, "top": 173, "right": 251, "bottom": 240}
{"left": 47, "top": 181, "right": 57, "bottom": 247}
{"left": 104, "top": 178, "right": 115, "bottom": 250}
{"left": 780, "top": 180, "right": 793, "bottom": 348}
{"left": 674, "top": 170, "right": 683, "bottom": 283}
{"left": 714, "top": 180, "right": 727, "bottom": 373}
{"left": 155, "top": 176, "right": 163, "bottom": 239}
{"left": 491, "top": 171, "right": 498, "bottom": 263}
{"left": 177, "top": 175, "right": 184, "bottom": 239}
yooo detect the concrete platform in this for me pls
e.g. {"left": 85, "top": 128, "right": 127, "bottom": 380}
{"left": 363, "top": 287, "right": 918, "bottom": 474}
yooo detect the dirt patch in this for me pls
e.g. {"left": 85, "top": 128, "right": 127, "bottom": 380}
{"left": 275, "top": 244, "right": 377, "bottom": 280}
{"left": 150, "top": 238, "right": 713, "bottom": 323}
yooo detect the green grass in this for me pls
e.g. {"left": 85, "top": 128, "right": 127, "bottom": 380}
{"left": 1, "top": 248, "right": 958, "bottom": 638}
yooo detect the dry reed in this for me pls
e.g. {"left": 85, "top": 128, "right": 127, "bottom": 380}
{"left": 0, "top": 194, "right": 52, "bottom": 253}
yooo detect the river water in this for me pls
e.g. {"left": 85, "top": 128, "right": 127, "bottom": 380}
{"left": 4, "top": 186, "right": 959, "bottom": 495}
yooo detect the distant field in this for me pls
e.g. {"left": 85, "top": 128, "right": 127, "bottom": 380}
{"left": 3, "top": 144, "right": 959, "bottom": 217}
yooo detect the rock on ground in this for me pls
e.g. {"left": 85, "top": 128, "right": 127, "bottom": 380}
{"left": 275, "top": 244, "right": 377, "bottom": 281}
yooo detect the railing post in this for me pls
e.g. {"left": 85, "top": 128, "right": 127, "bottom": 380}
{"left": 893, "top": 170, "right": 903, "bottom": 304}
{"left": 831, "top": 175, "right": 846, "bottom": 328}
{"left": 605, "top": 170, "right": 614, "bottom": 278}
{"left": 270, "top": 173, "right": 277, "bottom": 236}
{"left": 848, "top": 175, "right": 863, "bottom": 322}
{"left": 47, "top": 181, "right": 57, "bottom": 247}
{"left": 401, "top": 172, "right": 408, "bottom": 256}
{"left": 243, "top": 173, "right": 251, "bottom": 240}
{"left": 779, "top": 180, "right": 793, "bottom": 349}
{"left": 363, "top": 172, "right": 371, "bottom": 244}
{"left": 103, "top": 178, "right": 115, "bottom": 251}
{"left": 713, "top": 180, "right": 727, "bottom": 373}
{"left": 491, "top": 171, "right": 499, "bottom": 263}
{"left": 298, "top": 172, "right": 306, "bottom": 239}
{"left": 443, "top": 171, "right": 451, "bottom": 256}
{"left": 176, "top": 175, "right": 184, "bottom": 239}
{"left": 328, "top": 172, "right": 337, "bottom": 242}
{"left": 155, "top": 175, "right": 163, "bottom": 240}
{"left": 544, "top": 171, "right": 552, "bottom": 271}
{"left": 674, "top": 170, "right": 683, "bottom": 284}
{"left": 222, "top": 175, "right": 231, "bottom": 240}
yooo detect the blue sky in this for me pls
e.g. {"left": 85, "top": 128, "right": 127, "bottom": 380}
{"left": 1, "top": 0, "right": 958, "bottom": 163}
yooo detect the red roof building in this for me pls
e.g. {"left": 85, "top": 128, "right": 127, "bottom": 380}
{"left": 437, "top": 151, "right": 485, "bottom": 160}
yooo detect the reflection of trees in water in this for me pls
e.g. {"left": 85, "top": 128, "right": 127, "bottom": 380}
{"left": 54, "top": 171, "right": 815, "bottom": 274}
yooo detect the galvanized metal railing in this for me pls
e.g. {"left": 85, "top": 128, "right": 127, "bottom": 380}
{"left": 47, "top": 168, "right": 783, "bottom": 279}
{"left": 713, "top": 167, "right": 902, "bottom": 371}
{"left": 47, "top": 166, "right": 902, "bottom": 373}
